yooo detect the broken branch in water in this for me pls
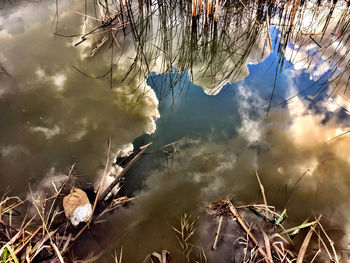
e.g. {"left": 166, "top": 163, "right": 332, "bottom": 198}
{"left": 97, "top": 142, "right": 152, "bottom": 204}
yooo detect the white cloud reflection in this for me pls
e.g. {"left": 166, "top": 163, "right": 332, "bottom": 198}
{"left": 0, "top": 0, "right": 160, "bottom": 191}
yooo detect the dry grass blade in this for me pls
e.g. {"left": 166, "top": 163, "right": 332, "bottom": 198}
{"left": 52, "top": 241, "right": 64, "bottom": 263}
{"left": 172, "top": 214, "right": 197, "bottom": 262}
{"left": 255, "top": 171, "right": 269, "bottom": 220}
{"left": 279, "top": 220, "right": 317, "bottom": 235}
{"left": 0, "top": 197, "right": 23, "bottom": 216}
{"left": 296, "top": 227, "right": 313, "bottom": 263}
{"left": 262, "top": 231, "right": 273, "bottom": 263}
{"left": 310, "top": 249, "right": 321, "bottom": 263}
{"left": 114, "top": 247, "right": 123, "bottom": 263}
{"left": 144, "top": 250, "right": 170, "bottom": 263}
{"left": 206, "top": 197, "right": 336, "bottom": 263}
{"left": 14, "top": 226, "right": 42, "bottom": 255}
{"left": 317, "top": 221, "right": 339, "bottom": 263}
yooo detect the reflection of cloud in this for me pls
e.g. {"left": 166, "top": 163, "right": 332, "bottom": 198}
{"left": 26, "top": 167, "right": 68, "bottom": 213}
{"left": 191, "top": 25, "right": 272, "bottom": 95}
{"left": 287, "top": 95, "right": 350, "bottom": 151}
{"left": 52, "top": 74, "right": 67, "bottom": 91}
{"left": 321, "top": 93, "right": 350, "bottom": 114}
{"left": 2, "top": 1, "right": 350, "bottom": 260}
{"left": 0, "top": 0, "right": 71, "bottom": 34}
{"left": 282, "top": 2, "right": 350, "bottom": 104}
{"left": 0, "top": 145, "right": 28, "bottom": 158}
{"left": 111, "top": 6, "right": 273, "bottom": 96}
{"left": 114, "top": 142, "right": 134, "bottom": 159}
{"left": 237, "top": 85, "right": 264, "bottom": 144}
{"left": 108, "top": 84, "right": 350, "bottom": 262}
{"left": 30, "top": 125, "right": 61, "bottom": 139}
{"left": 0, "top": 1, "right": 160, "bottom": 192}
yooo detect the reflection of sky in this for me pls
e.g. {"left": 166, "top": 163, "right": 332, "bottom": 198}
{"left": 146, "top": 71, "right": 240, "bottom": 145}
{"left": 2, "top": 1, "right": 350, "bottom": 261}
{"left": 115, "top": 29, "right": 350, "bottom": 262}
{"left": 143, "top": 33, "right": 331, "bottom": 147}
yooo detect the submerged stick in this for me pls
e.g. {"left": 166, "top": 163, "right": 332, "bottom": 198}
{"left": 212, "top": 215, "right": 223, "bottom": 250}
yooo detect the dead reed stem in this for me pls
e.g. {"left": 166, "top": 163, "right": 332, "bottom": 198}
{"left": 255, "top": 171, "right": 269, "bottom": 220}
{"left": 211, "top": 215, "right": 223, "bottom": 250}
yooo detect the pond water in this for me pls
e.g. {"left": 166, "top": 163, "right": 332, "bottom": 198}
{"left": 1, "top": 0, "right": 350, "bottom": 262}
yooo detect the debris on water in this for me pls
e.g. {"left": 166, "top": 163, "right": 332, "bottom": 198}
{"left": 143, "top": 250, "right": 170, "bottom": 263}
{"left": 205, "top": 198, "right": 339, "bottom": 263}
{"left": 63, "top": 188, "right": 92, "bottom": 226}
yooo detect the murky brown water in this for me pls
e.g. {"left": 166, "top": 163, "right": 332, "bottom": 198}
{"left": 1, "top": 0, "right": 350, "bottom": 262}
{"left": 0, "top": 0, "right": 160, "bottom": 194}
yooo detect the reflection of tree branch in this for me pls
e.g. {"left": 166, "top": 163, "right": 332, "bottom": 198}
{"left": 326, "top": 130, "right": 350, "bottom": 144}
{"left": 1, "top": 0, "right": 12, "bottom": 9}
{"left": 72, "top": 65, "right": 110, "bottom": 79}
{"left": 60, "top": 0, "right": 350, "bottom": 103}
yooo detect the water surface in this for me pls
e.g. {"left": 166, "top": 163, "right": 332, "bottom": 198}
{"left": 1, "top": 0, "right": 350, "bottom": 262}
